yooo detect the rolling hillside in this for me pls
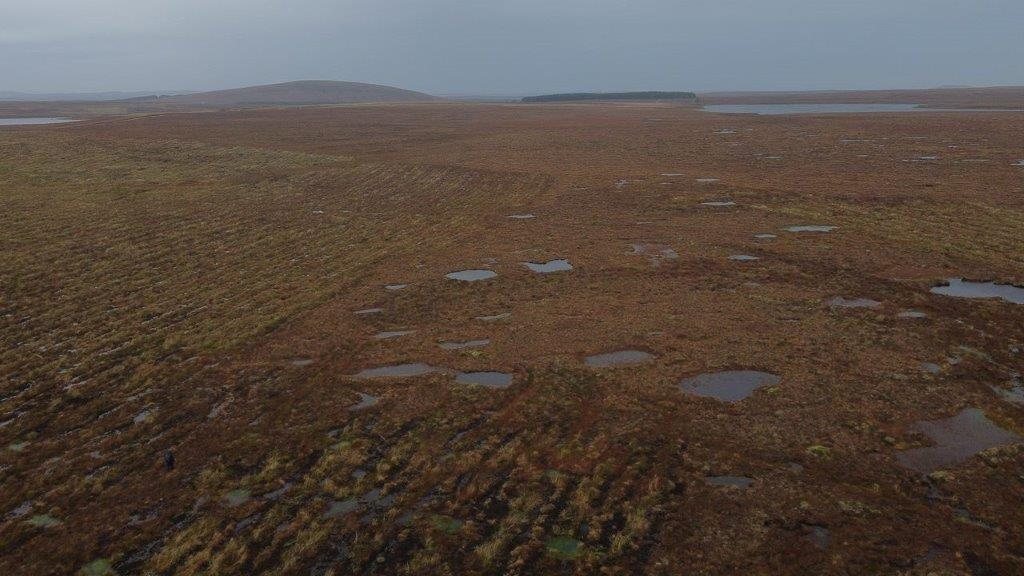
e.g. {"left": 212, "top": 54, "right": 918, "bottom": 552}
{"left": 150, "top": 80, "right": 437, "bottom": 107}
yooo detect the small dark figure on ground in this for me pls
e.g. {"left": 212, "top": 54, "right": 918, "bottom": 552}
{"left": 164, "top": 450, "right": 175, "bottom": 471}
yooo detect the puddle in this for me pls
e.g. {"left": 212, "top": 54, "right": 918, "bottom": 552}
{"left": 920, "top": 362, "right": 942, "bottom": 375}
{"left": 1015, "top": 160, "right": 1024, "bottom": 166}
{"left": 661, "top": 173, "right": 684, "bottom": 177}
{"left": 475, "top": 312, "right": 510, "bottom": 322}
{"left": 805, "top": 525, "right": 831, "bottom": 550}
{"left": 785, "top": 225, "right": 836, "bottom": 233}
{"left": 291, "top": 358, "right": 315, "bottom": 367}
{"left": 263, "top": 483, "right": 292, "bottom": 501}
{"left": 349, "top": 393, "right": 379, "bottom": 411}
{"left": 729, "top": 255, "right": 759, "bottom": 262}
{"left": 991, "top": 375, "right": 1024, "bottom": 404}
{"left": 898, "top": 310, "right": 928, "bottom": 319}
{"left": 679, "top": 370, "right": 781, "bottom": 402}
{"left": 456, "top": 372, "right": 513, "bottom": 388}
{"left": 585, "top": 350, "right": 655, "bottom": 368}
{"left": 0, "top": 117, "right": 75, "bottom": 126}
{"left": 385, "top": 284, "right": 408, "bottom": 291}
{"left": 930, "top": 278, "right": 1024, "bottom": 305}
{"left": 360, "top": 488, "right": 383, "bottom": 503}
{"left": 360, "top": 492, "right": 397, "bottom": 525}
{"left": 631, "top": 243, "right": 679, "bottom": 258}
{"left": 374, "top": 330, "right": 415, "bottom": 340}
{"left": 701, "top": 201, "right": 736, "bottom": 207}
{"left": 524, "top": 259, "right": 573, "bottom": 273}
{"left": 439, "top": 339, "right": 491, "bottom": 350}
{"left": 508, "top": 214, "right": 536, "bottom": 219}
{"left": 234, "top": 515, "right": 260, "bottom": 535}
{"left": 354, "top": 308, "right": 383, "bottom": 316}
{"left": 446, "top": 269, "right": 497, "bottom": 282}
{"left": 713, "top": 129, "right": 737, "bottom": 134}
{"left": 8, "top": 501, "right": 32, "bottom": 519}
{"left": 631, "top": 244, "right": 679, "bottom": 266}
{"left": 827, "top": 296, "right": 881, "bottom": 309}
{"left": 896, "top": 408, "right": 1023, "bottom": 473}
{"left": 705, "top": 475, "right": 754, "bottom": 488}
{"left": 324, "top": 499, "right": 359, "bottom": 518}
{"left": 916, "top": 544, "right": 947, "bottom": 565}
{"left": 696, "top": 178, "right": 719, "bottom": 184}
{"left": 397, "top": 496, "right": 434, "bottom": 526}
{"left": 352, "top": 363, "right": 441, "bottom": 379}
{"left": 754, "top": 233, "right": 777, "bottom": 239}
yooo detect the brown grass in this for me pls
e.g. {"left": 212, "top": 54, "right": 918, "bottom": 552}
{"left": 2, "top": 101, "right": 1023, "bottom": 575}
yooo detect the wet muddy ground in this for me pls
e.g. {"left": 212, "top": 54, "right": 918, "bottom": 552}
{"left": 1, "top": 102, "right": 1024, "bottom": 575}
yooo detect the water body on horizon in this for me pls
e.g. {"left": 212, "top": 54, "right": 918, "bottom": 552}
{"left": 703, "top": 104, "right": 1024, "bottom": 115}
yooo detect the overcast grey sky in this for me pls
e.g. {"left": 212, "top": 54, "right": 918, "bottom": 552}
{"left": 1, "top": 0, "right": 1021, "bottom": 95}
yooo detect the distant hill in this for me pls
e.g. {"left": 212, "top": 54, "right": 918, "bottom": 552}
{"left": 522, "top": 91, "right": 697, "bottom": 103}
{"left": 148, "top": 81, "right": 436, "bottom": 107}
{"left": 0, "top": 90, "right": 193, "bottom": 102}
